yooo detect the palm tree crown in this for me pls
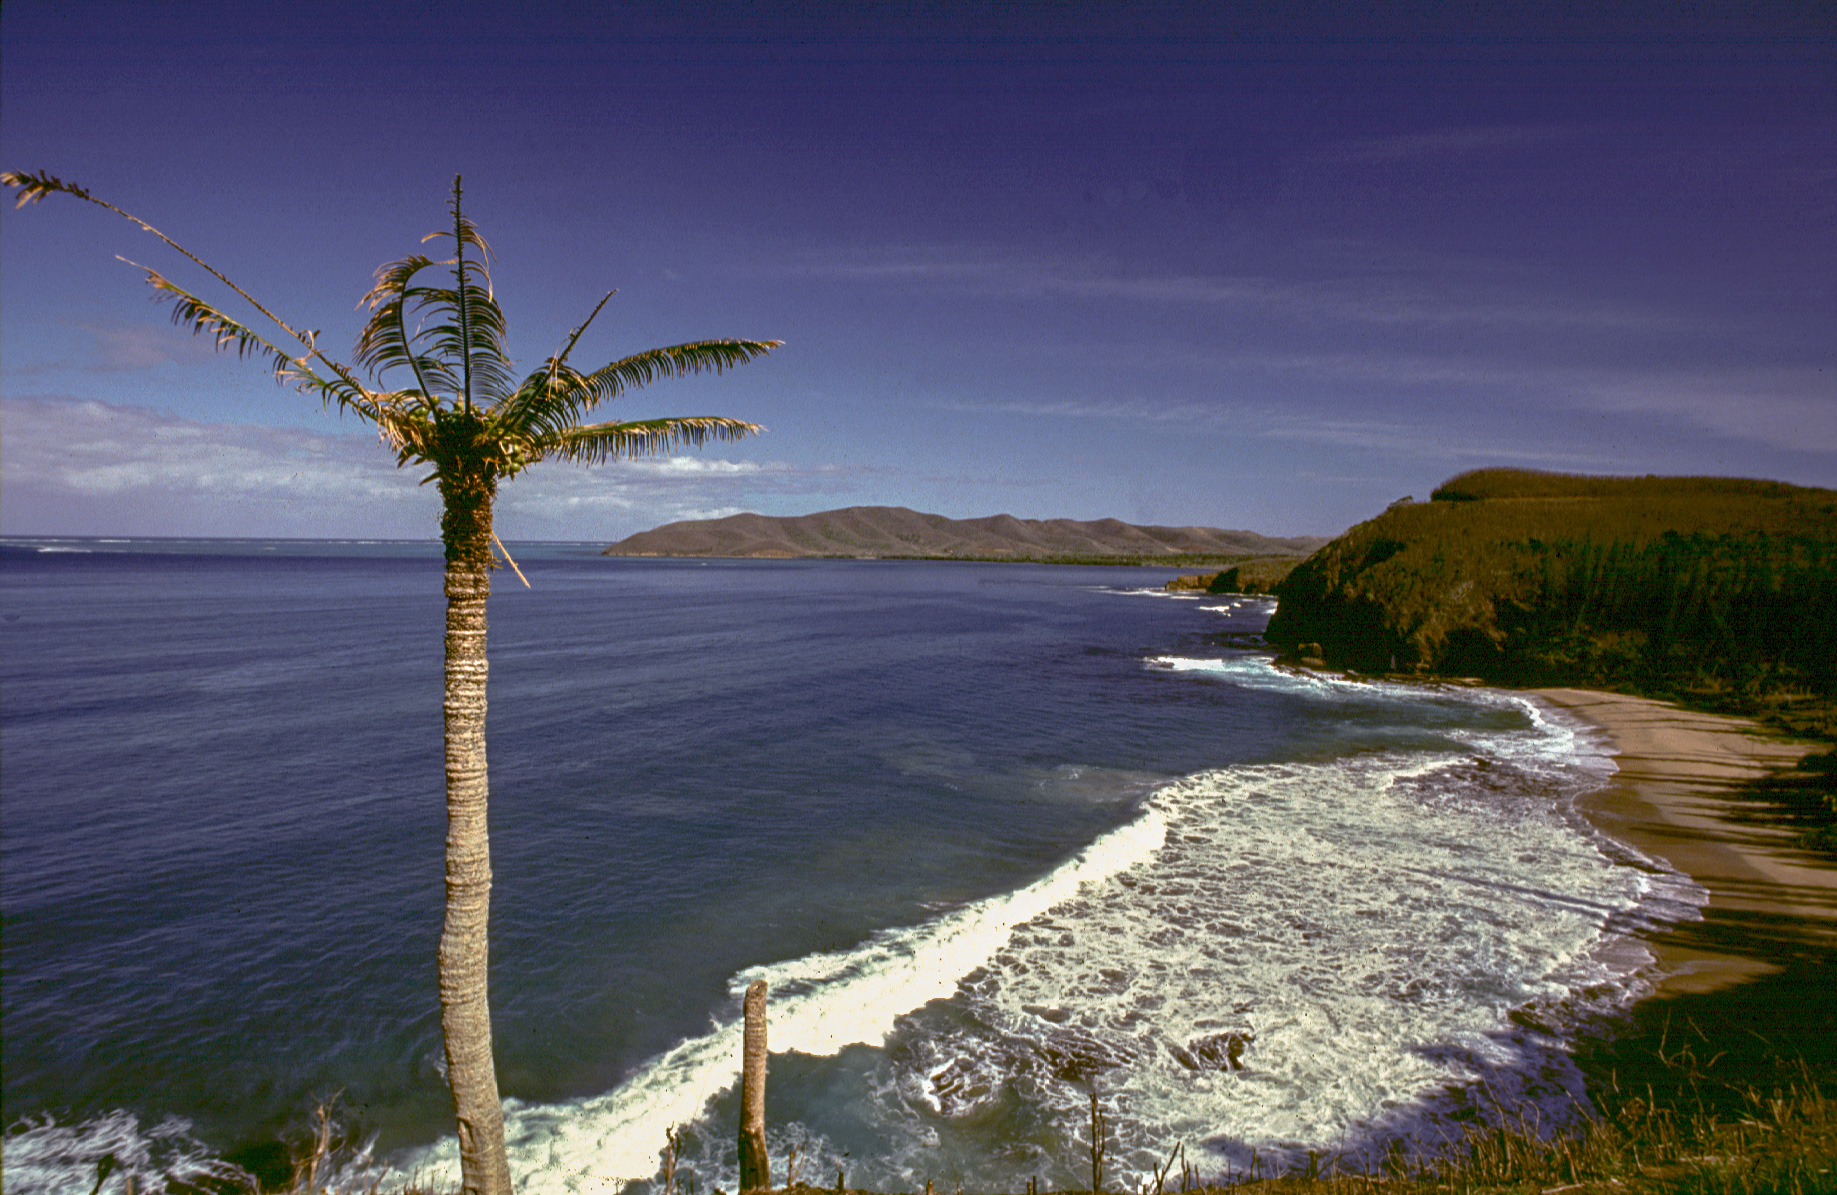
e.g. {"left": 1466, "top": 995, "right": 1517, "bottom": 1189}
{"left": 5, "top": 168, "right": 779, "bottom": 1195}
{"left": 5, "top": 170, "right": 775, "bottom": 492}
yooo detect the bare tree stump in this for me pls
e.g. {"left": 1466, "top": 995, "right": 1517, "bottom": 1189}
{"left": 739, "top": 980, "right": 769, "bottom": 1192}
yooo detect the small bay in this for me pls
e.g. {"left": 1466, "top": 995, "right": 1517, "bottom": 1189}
{"left": 0, "top": 544, "right": 1698, "bottom": 1194}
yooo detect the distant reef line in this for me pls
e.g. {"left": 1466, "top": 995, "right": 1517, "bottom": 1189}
{"left": 602, "top": 506, "right": 1328, "bottom": 565}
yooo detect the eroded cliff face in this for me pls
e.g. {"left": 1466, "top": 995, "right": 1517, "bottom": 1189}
{"left": 1267, "top": 507, "right": 1522, "bottom": 675}
{"left": 1265, "top": 469, "right": 1837, "bottom": 692}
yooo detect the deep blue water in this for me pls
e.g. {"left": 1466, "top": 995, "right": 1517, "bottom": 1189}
{"left": 0, "top": 544, "right": 1701, "bottom": 1194}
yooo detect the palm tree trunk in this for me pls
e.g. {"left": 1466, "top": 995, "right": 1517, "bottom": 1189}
{"left": 438, "top": 468, "right": 512, "bottom": 1195}
{"left": 738, "top": 980, "right": 769, "bottom": 1192}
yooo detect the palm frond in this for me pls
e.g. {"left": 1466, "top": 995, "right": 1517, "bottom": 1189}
{"left": 410, "top": 176, "right": 508, "bottom": 415}
{"left": 3, "top": 169, "right": 92, "bottom": 207}
{"left": 358, "top": 254, "right": 439, "bottom": 313}
{"left": 359, "top": 298, "right": 461, "bottom": 399}
{"left": 290, "top": 370, "right": 395, "bottom": 421}
{"left": 8, "top": 171, "right": 385, "bottom": 409}
{"left": 485, "top": 290, "right": 615, "bottom": 432}
{"left": 527, "top": 416, "right": 763, "bottom": 466}
{"left": 585, "top": 340, "right": 782, "bottom": 402}
{"left": 495, "top": 339, "right": 780, "bottom": 440}
{"left": 354, "top": 254, "right": 455, "bottom": 399}
{"left": 551, "top": 291, "right": 617, "bottom": 372}
{"left": 126, "top": 258, "right": 298, "bottom": 378}
{"left": 492, "top": 360, "right": 584, "bottom": 434}
{"left": 418, "top": 185, "right": 495, "bottom": 279}
{"left": 121, "top": 257, "right": 393, "bottom": 422}
{"left": 406, "top": 282, "right": 512, "bottom": 399}
{"left": 354, "top": 245, "right": 516, "bottom": 405}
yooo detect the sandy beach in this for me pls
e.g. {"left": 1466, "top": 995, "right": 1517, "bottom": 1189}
{"left": 1530, "top": 688, "right": 1836, "bottom": 995}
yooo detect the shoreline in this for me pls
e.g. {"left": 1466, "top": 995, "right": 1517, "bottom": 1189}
{"left": 1529, "top": 687, "right": 1836, "bottom": 995}
{"left": 1523, "top": 688, "right": 1837, "bottom": 1124}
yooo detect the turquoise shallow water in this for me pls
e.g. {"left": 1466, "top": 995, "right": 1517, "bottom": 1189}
{"left": 0, "top": 544, "right": 1702, "bottom": 1193}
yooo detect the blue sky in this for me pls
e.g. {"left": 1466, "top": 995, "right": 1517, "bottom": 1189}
{"left": 3, "top": 2, "right": 1832, "bottom": 541}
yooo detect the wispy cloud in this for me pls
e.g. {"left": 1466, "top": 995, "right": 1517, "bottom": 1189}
{"left": 1309, "top": 124, "right": 1582, "bottom": 166}
{"left": 1252, "top": 414, "right": 1623, "bottom": 469}
{"left": 930, "top": 394, "right": 1620, "bottom": 468}
{"left": 3, "top": 321, "right": 220, "bottom": 378}
{"left": 784, "top": 246, "right": 1683, "bottom": 332}
{"left": 1, "top": 396, "right": 423, "bottom": 498}
{"left": 929, "top": 352, "right": 1835, "bottom": 457}
{"left": 81, "top": 322, "right": 219, "bottom": 371}
{"left": 1573, "top": 368, "right": 1837, "bottom": 454}
{"left": 1245, "top": 353, "right": 1837, "bottom": 453}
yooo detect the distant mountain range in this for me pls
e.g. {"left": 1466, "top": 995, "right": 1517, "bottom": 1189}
{"left": 603, "top": 506, "right": 1328, "bottom": 563}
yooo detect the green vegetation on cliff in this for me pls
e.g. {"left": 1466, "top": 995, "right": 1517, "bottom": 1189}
{"left": 1265, "top": 470, "right": 1837, "bottom": 733}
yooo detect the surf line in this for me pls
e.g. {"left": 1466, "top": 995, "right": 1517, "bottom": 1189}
{"left": 400, "top": 804, "right": 1174, "bottom": 1188}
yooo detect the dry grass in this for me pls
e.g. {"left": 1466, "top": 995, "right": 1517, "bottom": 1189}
{"left": 259, "top": 1070, "right": 1831, "bottom": 1195}
{"left": 249, "top": 1010, "right": 1835, "bottom": 1195}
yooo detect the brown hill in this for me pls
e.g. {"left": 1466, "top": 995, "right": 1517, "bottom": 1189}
{"left": 603, "top": 506, "right": 1327, "bottom": 562}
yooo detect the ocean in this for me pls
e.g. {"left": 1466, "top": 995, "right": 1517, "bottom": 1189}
{"left": 0, "top": 541, "right": 1704, "bottom": 1194}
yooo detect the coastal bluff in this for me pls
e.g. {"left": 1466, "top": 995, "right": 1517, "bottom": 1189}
{"left": 1263, "top": 469, "right": 1837, "bottom": 724}
{"left": 603, "top": 506, "right": 1327, "bottom": 563}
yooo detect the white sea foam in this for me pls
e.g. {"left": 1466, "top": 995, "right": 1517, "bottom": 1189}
{"left": 1104, "top": 588, "right": 1278, "bottom": 621}
{"left": 1107, "top": 586, "right": 1206, "bottom": 600}
{"left": 1149, "top": 653, "right": 1378, "bottom": 698}
{"left": 887, "top": 752, "right": 1698, "bottom": 1185}
{"left": 1149, "top": 653, "right": 1476, "bottom": 703}
{"left": 0, "top": 1112, "right": 255, "bottom": 1195}
{"left": 1198, "top": 599, "right": 1275, "bottom": 615}
{"left": 397, "top": 806, "right": 1171, "bottom": 1193}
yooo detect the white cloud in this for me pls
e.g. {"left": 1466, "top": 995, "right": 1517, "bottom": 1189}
{"left": 930, "top": 393, "right": 1618, "bottom": 467}
{"left": 930, "top": 394, "right": 1223, "bottom": 425}
{"left": 2, "top": 397, "right": 418, "bottom": 495}
{"left": 2, "top": 321, "right": 220, "bottom": 379}
{"left": 0, "top": 398, "right": 854, "bottom": 539}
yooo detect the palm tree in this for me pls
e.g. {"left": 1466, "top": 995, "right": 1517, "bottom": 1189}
{"left": 4, "top": 170, "right": 778, "bottom": 1195}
